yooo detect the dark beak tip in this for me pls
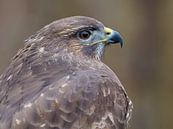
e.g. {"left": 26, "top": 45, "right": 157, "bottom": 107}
{"left": 120, "top": 41, "right": 123, "bottom": 48}
{"left": 108, "top": 31, "right": 124, "bottom": 48}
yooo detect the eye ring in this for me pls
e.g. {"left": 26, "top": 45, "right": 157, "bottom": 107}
{"left": 77, "top": 30, "right": 92, "bottom": 40}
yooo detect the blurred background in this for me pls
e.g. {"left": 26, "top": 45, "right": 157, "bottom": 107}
{"left": 0, "top": 0, "right": 172, "bottom": 129}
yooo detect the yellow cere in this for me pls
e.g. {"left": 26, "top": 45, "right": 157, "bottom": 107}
{"left": 104, "top": 27, "right": 113, "bottom": 35}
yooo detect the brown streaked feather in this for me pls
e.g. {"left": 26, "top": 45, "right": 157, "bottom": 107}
{"left": 2, "top": 68, "right": 131, "bottom": 129}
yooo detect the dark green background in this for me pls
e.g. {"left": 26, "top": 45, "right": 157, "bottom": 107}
{"left": 0, "top": 0, "right": 172, "bottom": 129}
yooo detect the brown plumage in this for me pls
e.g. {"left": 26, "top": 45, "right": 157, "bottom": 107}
{"left": 0, "top": 16, "right": 132, "bottom": 129}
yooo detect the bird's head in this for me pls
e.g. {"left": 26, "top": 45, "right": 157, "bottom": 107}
{"left": 26, "top": 16, "right": 123, "bottom": 60}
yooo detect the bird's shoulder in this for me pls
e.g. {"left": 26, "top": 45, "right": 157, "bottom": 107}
{"left": 0, "top": 59, "right": 132, "bottom": 129}
{"left": 1, "top": 68, "right": 131, "bottom": 129}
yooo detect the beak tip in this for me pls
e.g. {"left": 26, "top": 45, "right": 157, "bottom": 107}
{"left": 107, "top": 31, "right": 124, "bottom": 47}
{"left": 120, "top": 42, "right": 123, "bottom": 48}
{"left": 120, "top": 39, "right": 124, "bottom": 48}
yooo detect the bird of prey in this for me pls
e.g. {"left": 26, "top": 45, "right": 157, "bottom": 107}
{"left": 0, "top": 16, "right": 132, "bottom": 129}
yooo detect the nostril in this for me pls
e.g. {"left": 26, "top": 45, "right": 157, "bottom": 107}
{"left": 106, "top": 32, "right": 111, "bottom": 35}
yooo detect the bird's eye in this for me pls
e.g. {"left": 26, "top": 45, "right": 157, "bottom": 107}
{"left": 77, "top": 30, "right": 92, "bottom": 40}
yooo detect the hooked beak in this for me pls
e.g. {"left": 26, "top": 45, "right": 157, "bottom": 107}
{"left": 104, "top": 27, "right": 123, "bottom": 47}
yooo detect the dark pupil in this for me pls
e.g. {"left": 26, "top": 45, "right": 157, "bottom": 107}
{"left": 79, "top": 31, "right": 91, "bottom": 39}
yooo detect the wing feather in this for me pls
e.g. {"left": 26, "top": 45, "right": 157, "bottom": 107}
{"left": 0, "top": 64, "right": 132, "bottom": 129}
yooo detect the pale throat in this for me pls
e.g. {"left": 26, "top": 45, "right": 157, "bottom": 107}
{"left": 94, "top": 43, "right": 106, "bottom": 60}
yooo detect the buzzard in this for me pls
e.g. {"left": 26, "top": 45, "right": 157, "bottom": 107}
{"left": 0, "top": 16, "right": 132, "bottom": 129}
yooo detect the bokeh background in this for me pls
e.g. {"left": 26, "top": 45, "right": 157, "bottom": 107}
{"left": 0, "top": 0, "right": 172, "bottom": 129}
